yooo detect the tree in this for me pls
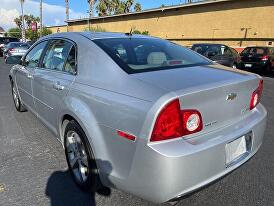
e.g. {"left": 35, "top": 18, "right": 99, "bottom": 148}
{"left": 88, "top": 0, "right": 97, "bottom": 17}
{"left": 134, "top": 2, "right": 141, "bottom": 12}
{"left": 65, "top": 0, "right": 69, "bottom": 31}
{"left": 96, "top": 0, "right": 141, "bottom": 16}
{"left": 124, "top": 0, "right": 134, "bottom": 13}
{"left": 14, "top": 15, "right": 40, "bottom": 30}
{"left": 8, "top": 28, "right": 21, "bottom": 39}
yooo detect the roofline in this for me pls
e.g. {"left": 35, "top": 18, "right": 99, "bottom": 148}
{"left": 67, "top": 0, "right": 237, "bottom": 23}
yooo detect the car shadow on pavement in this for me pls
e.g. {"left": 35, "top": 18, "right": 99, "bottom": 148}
{"left": 45, "top": 160, "right": 112, "bottom": 206}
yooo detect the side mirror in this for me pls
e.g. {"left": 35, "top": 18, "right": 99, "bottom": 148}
{"left": 5, "top": 56, "right": 22, "bottom": 65}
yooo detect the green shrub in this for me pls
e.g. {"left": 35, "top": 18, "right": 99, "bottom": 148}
{"left": 84, "top": 25, "right": 107, "bottom": 32}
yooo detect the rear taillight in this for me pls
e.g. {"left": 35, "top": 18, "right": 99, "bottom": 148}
{"left": 8, "top": 48, "right": 15, "bottom": 52}
{"left": 261, "top": 55, "right": 269, "bottom": 61}
{"left": 151, "top": 99, "right": 203, "bottom": 142}
{"left": 250, "top": 80, "right": 263, "bottom": 110}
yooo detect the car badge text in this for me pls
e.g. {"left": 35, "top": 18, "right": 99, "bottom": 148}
{"left": 226, "top": 93, "right": 237, "bottom": 101}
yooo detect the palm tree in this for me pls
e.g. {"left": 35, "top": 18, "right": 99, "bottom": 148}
{"left": 19, "top": 0, "right": 26, "bottom": 41}
{"left": 88, "top": 0, "right": 98, "bottom": 17}
{"left": 40, "top": 0, "right": 43, "bottom": 37}
{"left": 65, "top": 0, "right": 69, "bottom": 31}
{"left": 134, "top": 2, "right": 141, "bottom": 12}
{"left": 124, "top": 0, "right": 134, "bottom": 13}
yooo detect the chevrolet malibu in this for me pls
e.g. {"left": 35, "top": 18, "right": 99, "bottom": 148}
{"left": 8, "top": 32, "right": 267, "bottom": 204}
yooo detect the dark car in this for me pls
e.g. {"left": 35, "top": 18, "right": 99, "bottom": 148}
{"left": 3, "top": 42, "right": 30, "bottom": 60}
{"left": 191, "top": 43, "right": 240, "bottom": 68}
{"left": 0, "top": 37, "right": 19, "bottom": 57}
{"left": 239, "top": 46, "right": 274, "bottom": 74}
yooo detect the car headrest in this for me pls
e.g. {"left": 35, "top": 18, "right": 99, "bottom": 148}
{"left": 147, "top": 52, "right": 167, "bottom": 65}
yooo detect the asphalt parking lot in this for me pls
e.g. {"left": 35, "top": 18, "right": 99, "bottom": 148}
{"left": 0, "top": 57, "right": 273, "bottom": 206}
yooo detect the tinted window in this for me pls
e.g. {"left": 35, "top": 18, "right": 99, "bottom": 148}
{"left": 192, "top": 44, "right": 226, "bottom": 56}
{"left": 64, "top": 46, "right": 76, "bottom": 74}
{"left": 94, "top": 38, "right": 210, "bottom": 74}
{"left": 42, "top": 39, "right": 74, "bottom": 72}
{"left": 242, "top": 47, "right": 267, "bottom": 55}
{"left": 24, "top": 41, "right": 48, "bottom": 68}
{"left": 0, "top": 38, "right": 19, "bottom": 44}
{"left": 8, "top": 42, "right": 29, "bottom": 49}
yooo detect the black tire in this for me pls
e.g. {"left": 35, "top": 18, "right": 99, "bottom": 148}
{"left": 265, "top": 63, "right": 272, "bottom": 74}
{"left": 11, "top": 81, "right": 26, "bottom": 112}
{"left": 64, "top": 120, "right": 99, "bottom": 192}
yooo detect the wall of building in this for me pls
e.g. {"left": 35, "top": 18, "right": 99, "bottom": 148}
{"left": 47, "top": 25, "right": 67, "bottom": 33}
{"left": 49, "top": 0, "right": 274, "bottom": 48}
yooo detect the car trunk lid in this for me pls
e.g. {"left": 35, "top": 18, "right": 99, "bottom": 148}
{"left": 132, "top": 64, "right": 260, "bottom": 136}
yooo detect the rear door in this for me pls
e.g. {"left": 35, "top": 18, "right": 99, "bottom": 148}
{"left": 32, "top": 39, "right": 77, "bottom": 135}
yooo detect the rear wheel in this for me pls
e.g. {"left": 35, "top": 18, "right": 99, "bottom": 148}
{"left": 265, "top": 63, "right": 272, "bottom": 74}
{"left": 11, "top": 81, "right": 26, "bottom": 112}
{"left": 64, "top": 120, "right": 98, "bottom": 191}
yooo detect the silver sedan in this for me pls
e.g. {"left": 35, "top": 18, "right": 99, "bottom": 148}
{"left": 8, "top": 32, "right": 267, "bottom": 203}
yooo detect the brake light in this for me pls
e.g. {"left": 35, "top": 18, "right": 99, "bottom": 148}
{"left": 250, "top": 80, "right": 263, "bottom": 110}
{"left": 8, "top": 48, "right": 15, "bottom": 52}
{"left": 261, "top": 55, "right": 269, "bottom": 61}
{"left": 151, "top": 99, "right": 203, "bottom": 142}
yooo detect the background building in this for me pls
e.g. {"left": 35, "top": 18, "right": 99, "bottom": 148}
{"left": 48, "top": 0, "right": 274, "bottom": 49}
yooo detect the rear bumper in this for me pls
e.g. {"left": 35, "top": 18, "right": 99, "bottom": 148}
{"left": 239, "top": 61, "right": 269, "bottom": 71}
{"left": 120, "top": 104, "right": 267, "bottom": 203}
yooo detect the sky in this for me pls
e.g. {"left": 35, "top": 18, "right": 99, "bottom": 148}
{"left": 0, "top": 0, "right": 185, "bottom": 31}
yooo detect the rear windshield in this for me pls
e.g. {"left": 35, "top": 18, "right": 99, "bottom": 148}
{"left": 192, "top": 44, "right": 226, "bottom": 56}
{"left": 93, "top": 38, "right": 210, "bottom": 74}
{"left": 8, "top": 43, "right": 29, "bottom": 49}
{"left": 241, "top": 47, "right": 267, "bottom": 55}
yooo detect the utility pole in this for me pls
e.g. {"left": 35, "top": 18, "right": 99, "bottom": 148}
{"left": 40, "top": 0, "right": 43, "bottom": 37}
{"left": 20, "top": 0, "right": 26, "bottom": 42}
{"left": 65, "top": 0, "right": 69, "bottom": 32}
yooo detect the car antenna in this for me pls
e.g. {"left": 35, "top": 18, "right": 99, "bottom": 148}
{"left": 125, "top": 28, "right": 133, "bottom": 38}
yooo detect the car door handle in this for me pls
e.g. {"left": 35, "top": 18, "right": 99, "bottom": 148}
{"left": 53, "top": 82, "right": 65, "bottom": 91}
{"left": 27, "top": 73, "right": 33, "bottom": 79}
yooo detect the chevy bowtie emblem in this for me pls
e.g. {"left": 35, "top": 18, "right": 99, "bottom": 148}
{"left": 226, "top": 93, "right": 237, "bottom": 101}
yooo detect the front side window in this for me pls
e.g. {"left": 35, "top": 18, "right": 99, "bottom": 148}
{"left": 42, "top": 39, "right": 74, "bottom": 72}
{"left": 94, "top": 38, "right": 210, "bottom": 74}
{"left": 24, "top": 41, "right": 48, "bottom": 68}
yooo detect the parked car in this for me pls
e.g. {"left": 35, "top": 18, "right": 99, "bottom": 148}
{"left": 3, "top": 42, "right": 30, "bottom": 61}
{"left": 191, "top": 43, "right": 241, "bottom": 68}
{"left": 7, "top": 32, "right": 267, "bottom": 204}
{"left": 0, "top": 37, "right": 19, "bottom": 57}
{"left": 239, "top": 46, "right": 274, "bottom": 74}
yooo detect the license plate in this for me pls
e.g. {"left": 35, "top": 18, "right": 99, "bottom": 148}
{"left": 245, "top": 64, "right": 252, "bottom": 68}
{"left": 225, "top": 136, "right": 247, "bottom": 164}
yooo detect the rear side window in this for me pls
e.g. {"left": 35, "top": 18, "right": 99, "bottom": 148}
{"left": 24, "top": 41, "right": 48, "bottom": 68}
{"left": 94, "top": 38, "right": 210, "bottom": 74}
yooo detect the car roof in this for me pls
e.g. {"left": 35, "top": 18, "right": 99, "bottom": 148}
{"left": 244, "top": 46, "right": 274, "bottom": 49}
{"left": 41, "top": 31, "right": 156, "bottom": 41}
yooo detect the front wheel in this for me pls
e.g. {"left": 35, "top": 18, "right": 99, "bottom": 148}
{"left": 64, "top": 120, "right": 99, "bottom": 191}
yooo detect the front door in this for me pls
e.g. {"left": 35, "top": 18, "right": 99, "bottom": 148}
{"left": 32, "top": 39, "right": 77, "bottom": 136}
{"left": 16, "top": 41, "right": 48, "bottom": 112}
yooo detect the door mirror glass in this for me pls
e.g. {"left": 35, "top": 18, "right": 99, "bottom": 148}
{"left": 5, "top": 56, "right": 22, "bottom": 65}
